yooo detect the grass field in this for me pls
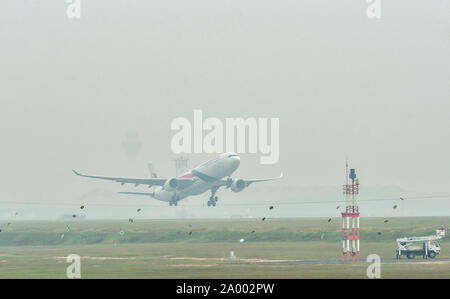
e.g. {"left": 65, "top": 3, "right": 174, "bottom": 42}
{"left": 0, "top": 217, "right": 449, "bottom": 278}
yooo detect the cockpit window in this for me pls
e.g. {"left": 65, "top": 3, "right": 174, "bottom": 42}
{"left": 228, "top": 154, "right": 239, "bottom": 158}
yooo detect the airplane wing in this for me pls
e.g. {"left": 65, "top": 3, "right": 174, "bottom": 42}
{"left": 118, "top": 191, "right": 154, "bottom": 197}
{"left": 240, "top": 173, "right": 284, "bottom": 186}
{"left": 215, "top": 173, "right": 283, "bottom": 188}
{"left": 72, "top": 170, "right": 194, "bottom": 188}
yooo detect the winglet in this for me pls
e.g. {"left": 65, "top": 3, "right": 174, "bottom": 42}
{"left": 72, "top": 170, "right": 81, "bottom": 176}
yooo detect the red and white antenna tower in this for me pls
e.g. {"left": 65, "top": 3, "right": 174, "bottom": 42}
{"left": 342, "top": 162, "right": 360, "bottom": 262}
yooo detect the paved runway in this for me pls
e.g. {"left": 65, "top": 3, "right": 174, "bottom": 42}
{"left": 220, "top": 257, "right": 450, "bottom": 265}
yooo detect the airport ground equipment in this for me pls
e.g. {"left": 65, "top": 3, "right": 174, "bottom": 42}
{"left": 396, "top": 228, "right": 445, "bottom": 259}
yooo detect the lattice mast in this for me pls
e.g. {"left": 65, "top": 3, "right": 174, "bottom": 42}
{"left": 342, "top": 163, "right": 360, "bottom": 262}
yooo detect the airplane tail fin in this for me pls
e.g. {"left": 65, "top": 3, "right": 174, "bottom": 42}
{"left": 147, "top": 163, "right": 158, "bottom": 178}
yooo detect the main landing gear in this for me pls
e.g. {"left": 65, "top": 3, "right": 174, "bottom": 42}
{"left": 207, "top": 196, "right": 218, "bottom": 207}
{"left": 207, "top": 188, "right": 219, "bottom": 207}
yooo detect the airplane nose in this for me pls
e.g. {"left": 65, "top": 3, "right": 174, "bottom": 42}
{"left": 232, "top": 155, "right": 240, "bottom": 167}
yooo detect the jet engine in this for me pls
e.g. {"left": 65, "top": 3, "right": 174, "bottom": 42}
{"left": 163, "top": 178, "right": 178, "bottom": 191}
{"left": 230, "top": 179, "right": 246, "bottom": 193}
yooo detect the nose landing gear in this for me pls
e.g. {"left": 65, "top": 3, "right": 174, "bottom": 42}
{"left": 169, "top": 195, "right": 179, "bottom": 206}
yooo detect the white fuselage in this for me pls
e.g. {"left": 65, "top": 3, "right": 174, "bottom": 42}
{"left": 153, "top": 153, "right": 240, "bottom": 202}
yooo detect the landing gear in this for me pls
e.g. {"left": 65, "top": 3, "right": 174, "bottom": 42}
{"left": 169, "top": 195, "right": 179, "bottom": 206}
{"left": 207, "top": 196, "right": 218, "bottom": 207}
{"left": 207, "top": 188, "right": 219, "bottom": 207}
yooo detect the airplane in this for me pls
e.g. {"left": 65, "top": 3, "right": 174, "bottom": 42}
{"left": 73, "top": 152, "right": 282, "bottom": 207}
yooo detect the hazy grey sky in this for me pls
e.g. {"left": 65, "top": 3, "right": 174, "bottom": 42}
{"left": 0, "top": 1, "right": 449, "bottom": 219}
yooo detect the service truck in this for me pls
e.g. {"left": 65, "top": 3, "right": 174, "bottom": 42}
{"left": 396, "top": 228, "right": 445, "bottom": 259}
